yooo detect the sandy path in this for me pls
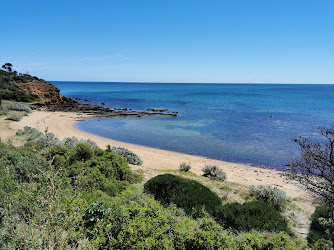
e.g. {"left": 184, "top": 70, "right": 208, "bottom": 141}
{"left": 4, "top": 110, "right": 313, "bottom": 202}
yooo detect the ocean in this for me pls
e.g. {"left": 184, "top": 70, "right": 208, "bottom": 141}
{"left": 51, "top": 81, "right": 334, "bottom": 169}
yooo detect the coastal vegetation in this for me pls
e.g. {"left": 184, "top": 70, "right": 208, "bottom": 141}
{"left": 307, "top": 205, "right": 332, "bottom": 244}
{"left": 249, "top": 185, "right": 289, "bottom": 211}
{"left": 202, "top": 165, "right": 227, "bottom": 181}
{"left": 0, "top": 67, "right": 44, "bottom": 103}
{"left": 106, "top": 145, "right": 143, "bottom": 165}
{"left": 144, "top": 174, "right": 222, "bottom": 217}
{"left": 0, "top": 75, "right": 331, "bottom": 248}
{"left": 287, "top": 126, "right": 334, "bottom": 243}
{"left": 179, "top": 162, "right": 192, "bottom": 172}
{"left": 0, "top": 139, "right": 305, "bottom": 249}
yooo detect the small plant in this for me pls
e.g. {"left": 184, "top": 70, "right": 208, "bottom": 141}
{"left": 107, "top": 145, "right": 143, "bottom": 165}
{"left": 9, "top": 102, "right": 32, "bottom": 113}
{"left": 179, "top": 162, "right": 191, "bottom": 172}
{"left": 202, "top": 165, "right": 227, "bottom": 181}
{"left": 6, "top": 113, "right": 22, "bottom": 121}
{"left": 249, "top": 185, "right": 288, "bottom": 210}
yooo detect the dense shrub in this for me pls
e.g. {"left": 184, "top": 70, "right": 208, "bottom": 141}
{"left": 144, "top": 174, "right": 221, "bottom": 217}
{"left": 0, "top": 89, "right": 38, "bottom": 102}
{"left": 313, "top": 238, "right": 333, "bottom": 250}
{"left": 48, "top": 144, "right": 143, "bottom": 196}
{"left": 84, "top": 188, "right": 303, "bottom": 249}
{"left": 214, "top": 201, "right": 289, "bottom": 233}
{"left": 179, "top": 162, "right": 191, "bottom": 172}
{"left": 9, "top": 102, "right": 32, "bottom": 113}
{"left": 107, "top": 145, "right": 142, "bottom": 165}
{"left": 307, "top": 205, "right": 331, "bottom": 244}
{"left": 202, "top": 165, "right": 227, "bottom": 181}
{"left": 6, "top": 113, "right": 22, "bottom": 121}
{"left": 74, "top": 143, "right": 93, "bottom": 161}
{"left": 249, "top": 185, "right": 288, "bottom": 210}
{"left": 0, "top": 140, "right": 304, "bottom": 249}
{"left": 0, "top": 148, "right": 49, "bottom": 182}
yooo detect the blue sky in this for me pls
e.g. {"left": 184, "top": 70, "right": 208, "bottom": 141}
{"left": 1, "top": 0, "right": 333, "bottom": 83}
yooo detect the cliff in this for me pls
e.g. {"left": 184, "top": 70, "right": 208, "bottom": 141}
{"left": 0, "top": 69, "right": 62, "bottom": 105}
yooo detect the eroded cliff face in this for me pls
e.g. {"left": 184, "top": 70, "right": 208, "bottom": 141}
{"left": 17, "top": 81, "right": 62, "bottom": 105}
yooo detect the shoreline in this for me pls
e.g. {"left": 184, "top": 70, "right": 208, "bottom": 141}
{"left": 2, "top": 110, "right": 313, "bottom": 201}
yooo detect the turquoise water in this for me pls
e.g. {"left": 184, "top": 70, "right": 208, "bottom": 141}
{"left": 52, "top": 82, "right": 334, "bottom": 169}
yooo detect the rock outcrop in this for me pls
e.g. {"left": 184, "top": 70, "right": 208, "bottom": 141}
{"left": 17, "top": 82, "right": 62, "bottom": 105}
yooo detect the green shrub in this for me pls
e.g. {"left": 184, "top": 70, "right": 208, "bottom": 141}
{"left": 6, "top": 113, "right": 22, "bottom": 121}
{"left": 0, "top": 89, "right": 38, "bottom": 102}
{"left": 313, "top": 238, "right": 333, "bottom": 250}
{"left": 0, "top": 148, "right": 49, "bottom": 182}
{"left": 249, "top": 185, "right": 288, "bottom": 210}
{"left": 74, "top": 143, "right": 93, "bottom": 161}
{"left": 307, "top": 205, "right": 331, "bottom": 244}
{"left": 107, "top": 145, "right": 142, "bottom": 165}
{"left": 214, "top": 200, "right": 289, "bottom": 233}
{"left": 83, "top": 201, "right": 109, "bottom": 239}
{"left": 179, "top": 162, "right": 191, "bottom": 172}
{"left": 84, "top": 188, "right": 303, "bottom": 249}
{"left": 62, "top": 148, "right": 143, "bottom": 196}
{"left": 202, "top": 165, "right": 227, "bottom": 181}
{"left": 144, "top": 174, "right": 222, "bottom": 217}
{"left": 9, "top": 102, "right": 32, "bottom": 113}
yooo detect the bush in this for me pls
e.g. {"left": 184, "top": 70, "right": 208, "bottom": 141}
{"left": 179, "top": 162, "right": 191, "bottom": 172}
{"left": 46, "top": 144, "right": 143, "bottom": 196}
{"left": 307, "top": 205, "right": 331, "bottom": 244}
{"left": 214, "top": 201, "right": 289, "bottom": 233}
{"left": 6, "top": 113, "right": 22, "bottom": 121}
{"left": 144, "top": 174, "right": 222, "bottom": 217}
{"left": 16, "top": 126, "right": 41, "bottom": 136}
{"left": 62, "top": 137, "right": 99, "bottom": 148}
{"left": 84, "top": 188, "right": 303, "bottom": 249}
{"left": 16, "top": 127, "right": 100, "bottom": 152}
{"left": 8, "top": 102, "right": 32, "bottom": 113}
{"left": 74, "top": 143, "right": 93, "bottom": 161}
{"left": 0, "top": 148, "right": 50, "bottom": 182}
{"left": 202, "top": 165, "right": 227, "bottom": 181}
{"left": 249, "top": 185, "right": 288, "bottom": 210}
{"left": 107, "top": 145, "right": 142, "bottom": 165}
{"left": 313, "top": 238, "right": 333, "bottom": 250}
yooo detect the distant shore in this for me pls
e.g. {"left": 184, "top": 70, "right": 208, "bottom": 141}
{"left": 3, "top": 109, "right": 314, "bottom": 204}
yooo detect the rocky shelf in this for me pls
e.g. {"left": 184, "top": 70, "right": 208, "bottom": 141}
{"left": 46, "top": 96, "right": 178, "bottom": 118}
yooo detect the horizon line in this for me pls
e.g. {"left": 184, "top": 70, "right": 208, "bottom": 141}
{"left": 49, "top": 80, "right": 334, "bottom": 85}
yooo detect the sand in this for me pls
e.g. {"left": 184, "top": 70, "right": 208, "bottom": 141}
{"left": 2, "top": 110, "right": 314, "bottom": 202}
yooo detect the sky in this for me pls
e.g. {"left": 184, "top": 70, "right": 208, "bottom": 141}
{"left": 1, "top": 0, "right": 333, "bottom": 83}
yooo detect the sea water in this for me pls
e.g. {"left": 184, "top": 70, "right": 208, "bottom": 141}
{"left": 52, "top": 82, "right": 334, "bottom": 169}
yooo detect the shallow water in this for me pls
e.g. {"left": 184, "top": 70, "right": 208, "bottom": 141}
{"left": 52, "top": 81, "right": 334, "bottom": 169}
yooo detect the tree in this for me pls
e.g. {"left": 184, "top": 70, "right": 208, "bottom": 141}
{"left": 2, "top": 63, "right": 13, "bottom": 73}
{"left": 286, "top": 126, "right": 334, "bottom": 242}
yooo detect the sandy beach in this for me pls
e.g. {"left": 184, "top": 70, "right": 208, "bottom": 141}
{"left": 2, "top": 110, "right": 313, "bottom": 202}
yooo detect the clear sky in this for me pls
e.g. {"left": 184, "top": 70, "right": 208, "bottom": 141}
{"left": 1, "top": 0, "right": 333, "bottom": 83}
